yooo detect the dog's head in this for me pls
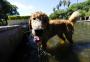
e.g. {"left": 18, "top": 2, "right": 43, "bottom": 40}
{"left": 29, "top": 11, "right": 49, "bottom": 36}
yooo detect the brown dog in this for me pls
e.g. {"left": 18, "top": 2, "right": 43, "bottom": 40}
{"left": 29, "top": 11, "right": 80, "bottom": 50}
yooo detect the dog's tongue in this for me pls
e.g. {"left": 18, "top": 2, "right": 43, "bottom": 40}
{"left": 34, "top": 36, "right": 42, "bottom": 45}
{"left": 34, "top": 36, "right": 48, "bottom": 48}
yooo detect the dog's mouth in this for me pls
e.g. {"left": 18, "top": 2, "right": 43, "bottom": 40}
{"left": 34, "top": 35, "right": 42, "bottom": 46}
{"left": 33, "top": 29, "right": 44, "bottom": 45}
{"left": 35, "top": 29, "right": 44, "bottom": 36}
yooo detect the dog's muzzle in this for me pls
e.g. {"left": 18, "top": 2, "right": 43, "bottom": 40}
{"left": 35, "top": 29, "right": 44, "bottom": 36}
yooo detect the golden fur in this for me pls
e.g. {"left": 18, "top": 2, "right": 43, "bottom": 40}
{"left": 29, "top": 11, "right": 80, "bottom": 50}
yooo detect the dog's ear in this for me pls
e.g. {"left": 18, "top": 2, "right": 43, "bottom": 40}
{"left": 28, "top": 17, "right": 32, "bottom": 30}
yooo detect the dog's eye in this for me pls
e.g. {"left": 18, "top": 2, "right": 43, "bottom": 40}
{"left": 33, "top": 18, "right": 36, "bottom": 20}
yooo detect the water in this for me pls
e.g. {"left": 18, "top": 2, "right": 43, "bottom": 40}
{"left": 10, "top": 22, "right": 90, "bottom": 62}
{"left": 47, "top": 22, "right": 90, "bottom": 62}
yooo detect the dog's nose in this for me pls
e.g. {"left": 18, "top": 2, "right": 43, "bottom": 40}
{"left": 35, "top": 29, "right": 44, "bottom": 36}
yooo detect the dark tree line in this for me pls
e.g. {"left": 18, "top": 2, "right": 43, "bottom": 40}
{"left": 0, "top": 0, "right": 19, "bottom": 15}
{"left": 0, "top": 0, "right": 19, "bottom": 25}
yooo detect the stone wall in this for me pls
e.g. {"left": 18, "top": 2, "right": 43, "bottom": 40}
{"left": 0, "top": 25, "right": 23, "bottom": 62}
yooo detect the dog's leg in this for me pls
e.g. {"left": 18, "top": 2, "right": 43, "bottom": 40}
{"left": 42, "top": 40, "right": 47, "bottom": 51}
{"left": 58, "top": 33, "right": 66, "bottom": 43}
{"left": 64, "top": 32, "right": 73, "bottom": 44}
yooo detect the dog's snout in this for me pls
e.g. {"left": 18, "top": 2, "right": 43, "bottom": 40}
{"left": 35, "top": 29, "right": 44, "bottom": 36}
{"left": 35, "top": 29, "right": 44, "bottom": 33}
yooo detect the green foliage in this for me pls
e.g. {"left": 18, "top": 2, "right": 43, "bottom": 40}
{"left": 79, "top": 10, "right": 86, "bottom": 16}
{"left": 68, "top": 0, "right": 90, "bottom": 16}
{"left": 8, "top": 16, "right": 30, "bottom": 20}
{"left": 0, "top": 0, "right": 19, "bottom": 15}
{"left": 49, "top": 9, "right": 68, "bottom": 19}
{"left": 0, "top": 22, "right": 3, "bottom": 26}
{"left": 85, "top": 9, "right": 90, "bottom": 16}
{"left": 0, "top": 19, "right": 7, "bottom": 26}
{"left": 49, "top": 0, "right": 90, "bottom": 19}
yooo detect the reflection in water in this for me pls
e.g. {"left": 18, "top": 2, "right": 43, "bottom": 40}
{"left": 47, "top": 41, "right": 90, "bottom": 62}
{"left": 9, "top": 40, "right": 90, "bottom": 62}
{"left": 73, "top": 41, "right": 90, "bottom": 52}
{"left": 9, "top": 21, "right": 90, "bottom": 62}
{"left": 47, "top": 44, "right": 80, "bottom": 62}
{"left": 9, "top": 38, "right": 90, "bottom": 62}
{"left": 75, "top": 42, "right": 90, "bottom": 49}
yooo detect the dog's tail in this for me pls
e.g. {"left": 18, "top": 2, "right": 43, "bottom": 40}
{"left": 69, "top": 10, "right": 80, "bottom": 24}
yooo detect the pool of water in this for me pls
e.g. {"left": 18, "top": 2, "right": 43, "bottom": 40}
{"left": 47, "top": 22, "right": 90, "bottom": 62}
{"left": 10, "top": 22, "right": 90, "bottom": 62}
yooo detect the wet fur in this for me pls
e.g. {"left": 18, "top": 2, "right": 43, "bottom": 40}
{"left": 29, "top": 11, "right": 80, "bottom": 50}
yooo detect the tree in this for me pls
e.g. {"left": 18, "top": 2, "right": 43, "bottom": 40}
{"left": 63, "top": 0, "right": 70, "bottom": 7}
{"left": 0, "top": 0, "right": 19, "bottom": 25}
{"left": 54, "top": 0, "right": 70, "bottom": 11}
{"left": 68, "top": 0, "right": 90, "bottom": 16}
{"left": 0, "top": 0, "right": 19, "bottom": 15}
{"left": 50, "top": 0, "right": 90, "bottom": 19}
{"left": 49, "top": 9, "right": 67, "bottom": 19}
{"left": 9, "top": 5, "right": 19, "bottom": 15}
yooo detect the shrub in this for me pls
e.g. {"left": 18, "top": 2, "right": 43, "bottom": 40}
{"left": 8, "top": 16, "right": 30, "bottom": 20}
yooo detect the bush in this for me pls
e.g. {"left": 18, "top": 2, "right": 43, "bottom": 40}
{"left": 8, "top": 16, "right": 30, "bottom": 20}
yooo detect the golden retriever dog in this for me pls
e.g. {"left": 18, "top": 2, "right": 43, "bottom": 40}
{"left": 29, "top": 11, "right": 80, "bottom": 50}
